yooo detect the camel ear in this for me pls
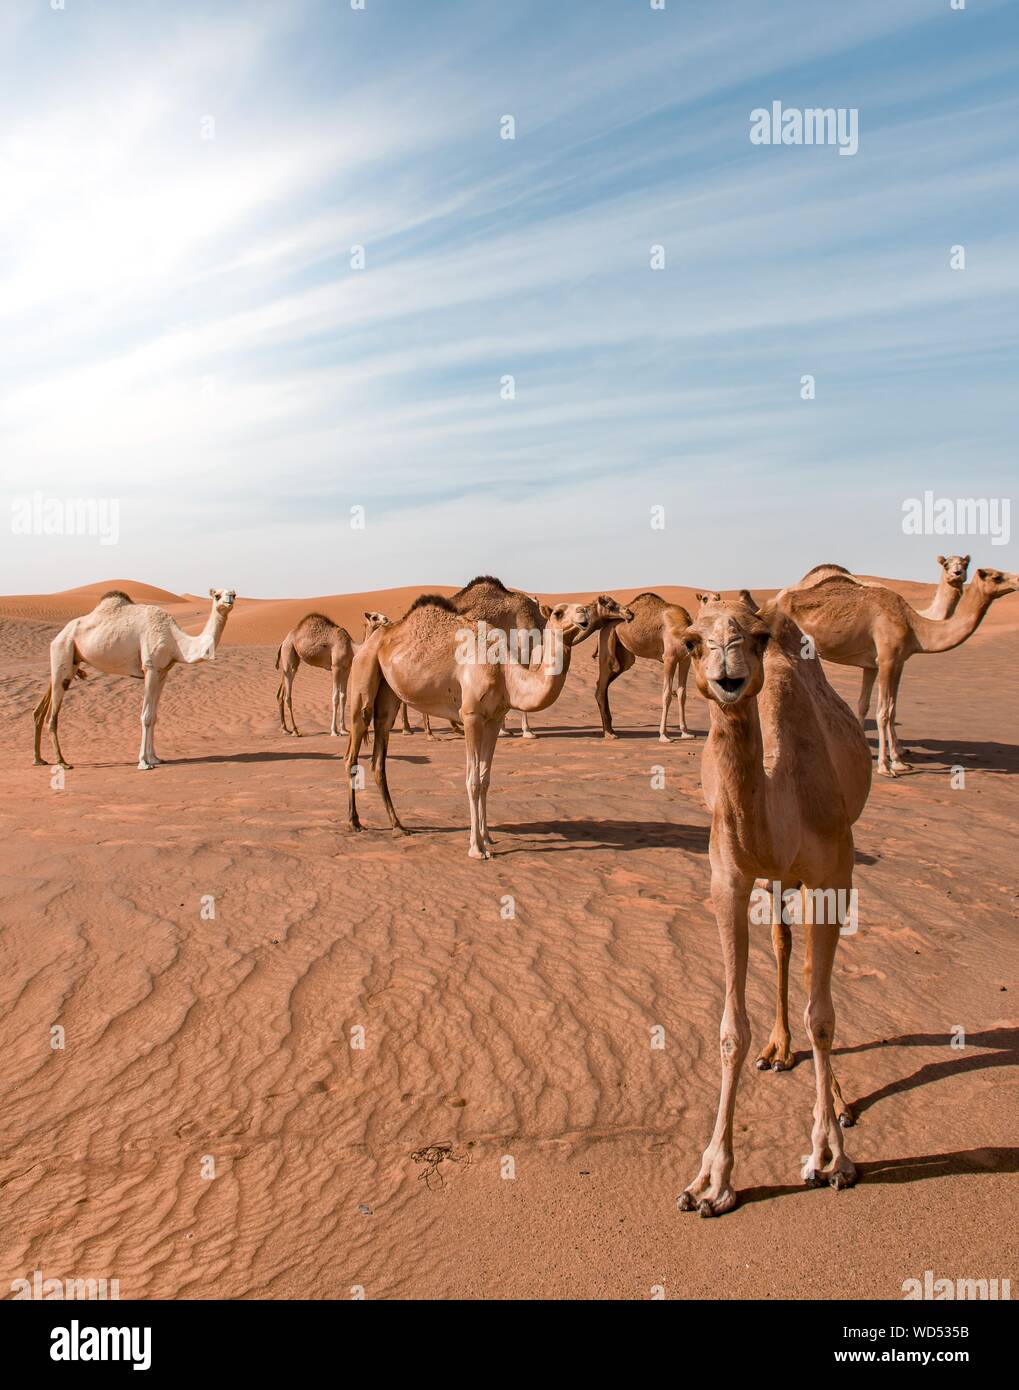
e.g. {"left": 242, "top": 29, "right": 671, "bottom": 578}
{"left": 680, "top": 628, "right": 702, "bottom": 657}
{"left": 738, "top": 589, "right": 759, "bottom": 612}
{"left": 937, "top": 555, "right": 946, "bottom": 568}
{"left": 209, "top": 588, "right": 218, "bottom": 598}
{"left": 694, "top": 593, "right": 706, "bottom": 605}
{"left": 976, "top": 568, "right": 989, "bottom": 580}
{"left": 539, "top": 603, "right": 552, "bottom": 619}
{"left": 962, "top": 555, "right": 970, "bottom": 567}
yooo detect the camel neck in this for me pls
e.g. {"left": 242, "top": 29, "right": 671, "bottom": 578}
{"left": 503, "top": 629, "right": 573, "bottom": 710}
{"left": 920, "top": 579, "right": 963, "bottom": 621}
{"left": 708, "top": 698, "right": 767, "bottom": 815}
{"left": 909, "top": 583, "right": 991, "bottom": 653}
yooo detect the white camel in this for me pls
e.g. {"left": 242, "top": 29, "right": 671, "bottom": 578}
{"left": 33, "top": 588, "right": 236, "bottom": 771}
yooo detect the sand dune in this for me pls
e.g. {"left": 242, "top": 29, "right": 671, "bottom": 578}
{"left": 0, "top": 576, "right": 1015, "bottom": 1300}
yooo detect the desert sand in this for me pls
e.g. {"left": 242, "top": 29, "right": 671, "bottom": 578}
{"left": 0, "top": 576, "right": 1016, "bottom": 1300}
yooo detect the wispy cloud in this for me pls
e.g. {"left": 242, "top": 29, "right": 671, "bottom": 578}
{"left": 1, "top": 0, "right": 1016, "bottom": 594}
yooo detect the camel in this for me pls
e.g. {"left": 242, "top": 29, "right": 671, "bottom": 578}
{"left": 33, "top": 588, "right": 236, "bottom": 771}
{"left": 344, "top": 577, "right": 621, "bottom": 857}
{"left": 676, "top": 596, "right": 872, "bottom": 1217}
{"left": 778, "top": 565, "right": 1019, "bottom": 776}
{"left": 917, "top": 555, "right": 970, "bottom": 620}
{"left": 595, "top": 592, "right": 696, "bottom": 742}
{"left": 275, "top": 612, "right": 361, "bottom": 738}
{"left": 360, "top": 611, "right": 462, "bottom": 741}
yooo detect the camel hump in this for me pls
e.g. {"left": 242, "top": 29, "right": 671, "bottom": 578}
{"left": 406, "top": 592, "right": 458, "bottom": 615}
{"left": 98, "top": 589, "right": 134, "bottom": 605}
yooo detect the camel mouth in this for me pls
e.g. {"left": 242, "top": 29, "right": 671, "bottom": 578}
{"left": 710, "top": 675, "right": 748, "bottom": 703}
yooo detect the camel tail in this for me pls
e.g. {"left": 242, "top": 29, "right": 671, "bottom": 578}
{"left": 274, "top": 643, "right": 283, "bottom": 670}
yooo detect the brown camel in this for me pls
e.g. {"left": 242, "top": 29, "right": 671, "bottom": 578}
{"left": 34, "top": 588, "right": 236, "bottom": 770}
{"left": 676, "top": 596, "right": 872, "bottom": 1217}
{"left": 595, "top": 592, "right": 695, "bottom": 742}
{"left": 276, "top": 613, "right": 361, "bottom": 737}
{"left": 344, "top": 585, "right": 595, "bottom": 857}
{"left": 778, "top": 565, "right": 1019, "bottom": 776}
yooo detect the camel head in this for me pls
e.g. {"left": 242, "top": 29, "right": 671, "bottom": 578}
{"left": 937, "top": 554, "right": 970, "bottom": 591}
{"left": 681, "top": 599, "right": 771, "bottom": 709}
{"left": 209, "top": 588, "right": 236, "bottom": 614}
{"left": 362, "top": 611, "right": 390, "bottom": 639}
{"left": 594, "top": 594, "right": 635, "bottom": 625}
{"left": 539, "top": 601, "right": 594, "bottom": 647}
{"left": 696, "top": 591, "right": 722, "bottom": 608}
{"left": 970, "top": 566, "right": 1019, "bottom": 604}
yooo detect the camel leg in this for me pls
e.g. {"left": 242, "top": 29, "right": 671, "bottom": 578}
{"left": 400, "top": 702, "right": 413, "bottom": 734}
{"left": 371, "top": 682, "right": 408, "bottom": 834}
{"left": 462, "top": 712, "right": 490, "bottom": 860}
{"left": 885, "top": 667, "right": 911, "bottom": 773}
{"left": 345, "top": 707, "right": 369, "bottom": 832}
{"left": 679, "top": 870, "right": 752, "bottom": 1216}
{"left": 519, "top": 711, "right": 535, "bottom": 739}
{"left": 596, "top": 629, "right": 633, "bottom": 738}
{"left": 660, "top": 652, "right": 693, "bottom": 742}
{"left": 875, "top": 659, "right": 905, "bottom": 777}
{"left": 674, "top": 653, "right": 694, "bottom": 737}
{"left": 476, "top": 717, "right": 502, "bottom": 851}
{"left": 423, "top": 714, "right": 436, "bottom": 740}
{"left": 801, "top": 900, "right": 856, "bottom": 1186}
{"left": 756, "top": 891, "right": 794, "bottom": 1071}
{"left": 42, "top": 641, "right": 78, "bottom": 769}
{"left": 137, "top": 667, "right": 162, "bottom": 770}
{"left": 33, "top": 685, "right": 53, "bottom": 765}
{"left": 330, "top": 664, "right": 347, "bottom": 737}
{"left": 146, "top": 671, "right": 168, "bottom": 764}
{"left": 857, "top": 668, "right": 876, "bottom": 726}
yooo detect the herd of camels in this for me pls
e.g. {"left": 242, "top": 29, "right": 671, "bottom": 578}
{"left": 29, "top": 554, "right": 1018, "bottom": 1215}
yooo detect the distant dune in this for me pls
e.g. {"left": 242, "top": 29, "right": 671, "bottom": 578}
{"left": 5, "top": 571, "right": 1013, "bottom": 645}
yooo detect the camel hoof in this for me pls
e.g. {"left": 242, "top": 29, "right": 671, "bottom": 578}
{"left": 877, "top": 765, "right": 896, "bottom": 778}
{"left": 467, "top": 846, "right": 491, "bottom": 861}
{"left": 830, "top": 1170, "right": 855, "bottom": 1191}
{"left": 137, "top": 761, "right": 156, "bottom": 771}
{"left": 34, "top": 757, "right": 48, "bottom": 766}
{"left": 603, "top": 731, "right": 618, "bottom": 741}
{"left": 837, "top": 1108, "right": 855, "bottom": 1129}
{"left": 677, "top": 1191, "right": 697, "bottom": 1212}
{"left": 677, "top": 731, "right": 696, "bottom": 740}
{"left": 803, "top": 1169, "right": 824, "bottom": 1189}
{"left": 659, "top": 735, "right": 672, "bottom": 744}
{"left": 57, "top": 762, "right": 73, "bottom": 771}
{"left": 348, "top": 820, "right": 362, "bottom": 833}
{"left": 890, "top": 760, "right": 911, "bottom": 773}
{"left": 697, "top": 1200, "right": 716, "bottom": 1218}
{"left": 521, "top": 731, "right": 536, "bottom": 740}
{"left": 754, "top": 1057, "right": 769, "bottom": 1071}
{"left": 391, "top": 824, "right": 410, "bottom": 837}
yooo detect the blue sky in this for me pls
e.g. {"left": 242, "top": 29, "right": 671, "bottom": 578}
{"left": 1, "top": 0, "right": 1016, "bottom": 595}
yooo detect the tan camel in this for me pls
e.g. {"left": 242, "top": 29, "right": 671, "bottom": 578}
{"left": 33, "top": 588, "right": 236, "bottom": 771}
{"left": 344, "top": 579, "right": 602, "bottom": 857}
{"left": 778, "top": 565, "right": 1019, "bottom": 776}
{"left": 676, "top": 597, "right": 872, "bottom": 1217}
{"left": 595, "top": 592, "right": 695, "bottom": 741}
{"left": 275, "top": 613, "right": 359, "bottom": 737}
{"left": 917, "top": 555, "right": 970, "bottom": 619}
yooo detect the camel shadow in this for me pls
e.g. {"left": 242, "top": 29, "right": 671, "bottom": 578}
{"left": 777, "top": 1028, "right": 1016, "bottom": 1119}
{"left": 738, "top": 1146, "right": 1019, "bottom": 1207}
{"left": 838, "top": 1027, "right": 1017, "bottom": 1119}
{"left": 491, "top": 818, "right": 710, "bottom": 853}
{"left": 171, "top": 751, "right": 338, "bottom": 765}
{"left": 897, "top": 738, "right": 1019, "bottom": 775}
